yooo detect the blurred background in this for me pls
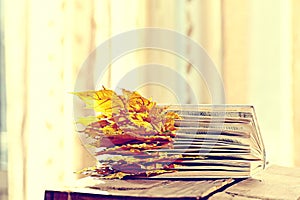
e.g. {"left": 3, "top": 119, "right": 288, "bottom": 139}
{"left": 1, "top": 0, "right": 300, "bottom": 199}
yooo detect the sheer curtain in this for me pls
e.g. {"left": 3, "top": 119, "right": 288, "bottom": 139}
{"left": 222, "top": 0, "right": 297, "bottom": 166}
{"left": 5, "top": 1, "right": 111, "bottom": 199}
{"left": 292, "top": 0, "right": 300, "bottom": 167}
{"left": 4, "top": 0, "right": 300, "bottom": 200}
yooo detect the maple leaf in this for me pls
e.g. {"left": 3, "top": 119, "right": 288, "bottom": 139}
{"left": 73, "top": 86, "right": 183, "bottom": 179}
{"left": 76, "top": 116, "right": 99, "bottom": 126}
{"left": 122, "top": 89, "right": 155, "bottom": 113}
{"left": 72, "top": 86, "right": 125, "bottom": 116}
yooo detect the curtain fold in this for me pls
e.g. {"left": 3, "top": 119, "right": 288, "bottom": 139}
{"left": 292, "top": 0, "right": 300, "bottom": 166}
{"left": 5, "top": 0, "right": 101, "bottom": 199}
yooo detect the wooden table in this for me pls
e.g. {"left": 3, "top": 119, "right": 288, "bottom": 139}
{"left": 44, "top": 165, "right": 300, "bottom": 200}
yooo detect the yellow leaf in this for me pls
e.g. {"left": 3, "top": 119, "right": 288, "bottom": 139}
{"left": 77, "top": 116, "right": 99, "bottom": 126}
{"left": 72, "top": 87, "right": 125, "bottom": 115}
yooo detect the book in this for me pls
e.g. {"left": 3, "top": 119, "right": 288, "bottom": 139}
{"left": 74, "top": 88, "right": 266, "bottom": 179}
{"left": 151, "top": 105, "right": 266, "bottom": 178}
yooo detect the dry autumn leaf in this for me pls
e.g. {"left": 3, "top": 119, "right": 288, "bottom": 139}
{"left": 73, "top": 87, "right": 181, "bottom": 179}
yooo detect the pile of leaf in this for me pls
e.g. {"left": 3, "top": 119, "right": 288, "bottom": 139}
{"left": 73, "top": 87, "right": 181, "bottom": 179}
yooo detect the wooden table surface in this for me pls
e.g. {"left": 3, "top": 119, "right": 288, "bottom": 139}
{"left": 44, "top": 165, "right": 300, "bottom": 200}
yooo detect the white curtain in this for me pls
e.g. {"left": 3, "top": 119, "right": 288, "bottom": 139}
{"left": 5, "top": 0, "right": 111, "bottom": 199}
{"left": 4, "top": 0, "right": 300, "bottom": 200}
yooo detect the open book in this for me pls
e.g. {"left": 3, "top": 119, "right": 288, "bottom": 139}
{"left": 151, "top": 105, "right": 266, "bottom": 178}
{"left": 74, "top": 87, "right": 266, "bottom": 179}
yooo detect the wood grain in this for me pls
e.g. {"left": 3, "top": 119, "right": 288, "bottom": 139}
{"left": 45, "top": 165, "right": 300, "bottom": 200}
{"left": 210, "top": 165, "right": 300, "bottom": 200}
{"left": 45, "top": 178, "right": 234, "bottom": 199}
